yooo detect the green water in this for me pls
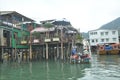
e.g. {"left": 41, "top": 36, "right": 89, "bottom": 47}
{"left": 0, "top": 55, "right": 120, "bottom": 80}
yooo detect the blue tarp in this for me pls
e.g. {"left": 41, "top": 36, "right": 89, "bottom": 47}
{"left": 104, "top": 46, "right": 112, "bottom": 50}
{"left": 72, "top": 48, "right": 76, "bottom": 55}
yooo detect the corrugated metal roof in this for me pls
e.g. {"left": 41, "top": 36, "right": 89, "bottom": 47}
{"left": 0, "top": 11, "right": 34, "bottom": 22}
{"left": 0, "top": 11, "right": 15, "bottom": 15}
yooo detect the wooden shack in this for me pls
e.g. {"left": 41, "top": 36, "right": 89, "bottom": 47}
{"left": 0, "top": 11, "right": 34, "bottom": 62}
{"left": 30, "top": 19, "right": 83, "bottom": 60}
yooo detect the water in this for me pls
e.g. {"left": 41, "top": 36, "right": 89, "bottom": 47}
{"left": 0, "top": 54, "right": 120, "bottom": 80}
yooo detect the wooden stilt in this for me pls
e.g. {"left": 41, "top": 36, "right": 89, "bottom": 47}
{"left": 43, "top": 45, "right": 45, "bottom": 59}
{"left": 57, "top": 44, "right": 59, "bottom": 59}
{"left": 46, "top": 43, "right": 48, "bottom": 60}
{"left": 60, "top": 26, "right": 64, "bottom": 60}
{"left": 30, "top": 33, "right": 32, "bottom": 61}
{"left": 67, "top": 43, "right": 70, "bottom": 60}
{"left": 54, "top": 46, "right": 57, "bottom": 61}
{"left": 1, "top": 47, "right": 3, "bottom": 61}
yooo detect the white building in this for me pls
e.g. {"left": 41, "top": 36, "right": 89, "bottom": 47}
{"left": 89, "top": 29, "right": 119, "bottom": 46}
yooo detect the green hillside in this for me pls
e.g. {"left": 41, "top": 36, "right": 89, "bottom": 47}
{"left": 99, "top": 17, "right": 120, "bottom": 29}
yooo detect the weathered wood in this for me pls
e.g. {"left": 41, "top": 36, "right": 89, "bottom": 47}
{"left": 29, "top": 34, "right": 32, "bottom": 61}
{"left": 60, "top": 28, "right": 63, "bottom": 60}
{"left": 46, "top": 43, "right": 48, "bottom": 60}
{"left": 57, "top": 44, "right": 59, "bottom": 59}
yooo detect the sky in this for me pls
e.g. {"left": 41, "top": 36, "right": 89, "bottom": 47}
{"left": 0, "top": 0, "right": 120, "bottom": 32}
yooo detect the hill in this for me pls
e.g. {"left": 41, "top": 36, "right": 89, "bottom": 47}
{"left": 81, "top": 32, "right": 89, "bottom": 39}
{"left": 99, "top": 17, "right": 120, "bottom": 30}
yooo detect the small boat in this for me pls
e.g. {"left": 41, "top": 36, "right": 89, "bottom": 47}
{"left": 97, "top": 43, "right": 120, "bottom": 55}
{"left": 70, "top": 51, "right": 91, "bottom": 64}
{"left": 70, "top": 39, "right": 91, "bottom": 64}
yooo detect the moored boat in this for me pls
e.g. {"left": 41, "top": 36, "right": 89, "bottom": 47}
{"left": 70, "top": 39, "right": 91, "bottom": 64}
{"left": 70, "top": 50, "right": 91, "bottom": 64}
{"left": 97, "top": 43, "right": 120, "bottom": 55}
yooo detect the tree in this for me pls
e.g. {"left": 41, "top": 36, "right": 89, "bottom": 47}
{"left": 43, "top": 23, "right": 54, "bottom": 38}
{"left": 32, "top": 32, "right": 40, "bottom": 39}
{"left": 76, "top": 33, "right": 83, "bottom": 42}
{"left": 43, "top": 23, "right": 54, "bottom": 28}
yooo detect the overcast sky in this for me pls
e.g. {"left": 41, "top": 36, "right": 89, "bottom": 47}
{"left": 0, "top": 0, "right": 120, "bottom": 32}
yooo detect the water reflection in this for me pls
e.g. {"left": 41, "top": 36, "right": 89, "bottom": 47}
{"left": 29, "top": 62, "right": 32, "bottom": 74}
{"left": 1, "top": 55, "right": 120, "bottom": 80}
{"left": 98, "top": 55, "right": 120, "bottom": 64}
{"left": 27, "top": 61, "right": 91, "bottom": 80}
{"left": 46, "top": 62, "right": 50, "bottom": 80}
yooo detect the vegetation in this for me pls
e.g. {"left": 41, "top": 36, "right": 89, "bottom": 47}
{"left": 76, "top": 33, "right": 83, "bottom": 42}
{"left": 32, "top": 32, "right": 40, "bottom": 39}
{"left": 99, "top": 17, "right": 120, "bottom": 29}
{"left": 43, "top": 23, "right": 54, "bottom": 28}
{"left": 43, "top": 23, "right": 54, "bottom": 38}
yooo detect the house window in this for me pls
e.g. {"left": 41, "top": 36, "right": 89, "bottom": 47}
{"left": 112, "top": 31, "right": 116, "bottom": 35}
{"left": 100, "top": 32, "right": 104, "bottom": 36}
{"left": 91, "top": 39, "right": 94, "bottom": 43}
{"left": 3, "top": 30, "right": 7, "bottom": 38}
{"left": 94, "top": 32, "right": 97, "bottom": 35}
{"left": 90, "top": 32, "right": 93, "bottom": 35}
{"left": 106, "top": 38, "right": 109, "bottom": 42}
{"left": 105, "top": 32, "right": 108, "bottom": 35}
{"left": 112, "top": 38, "right": 116, "bottom": 41}
{"left": 101, "top": 39, "right": 104, "bottom": 42}
{"left": 96, "top": 39, "right": 98, "bottom": 42}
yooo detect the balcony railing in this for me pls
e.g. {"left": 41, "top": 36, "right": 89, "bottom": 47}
{"left": 20, "top": 34, "right": 77, "bottom": 45}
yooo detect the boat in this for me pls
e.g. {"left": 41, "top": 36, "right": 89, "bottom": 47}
{"left": 97, "top": 43, "right": 120, "bottom": 55}
{"left": 70, "top": 39, "right": 91, "bottom": 64}
{"left": 70, "top": 51, "right": 91, "bottom": 64}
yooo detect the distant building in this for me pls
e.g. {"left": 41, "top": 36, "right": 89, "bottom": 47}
{"left": 89, "top": 17, "right": 120, "bottom": 47}
{"left": 89, "top": 29, "right": 119, "bottom": 46}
